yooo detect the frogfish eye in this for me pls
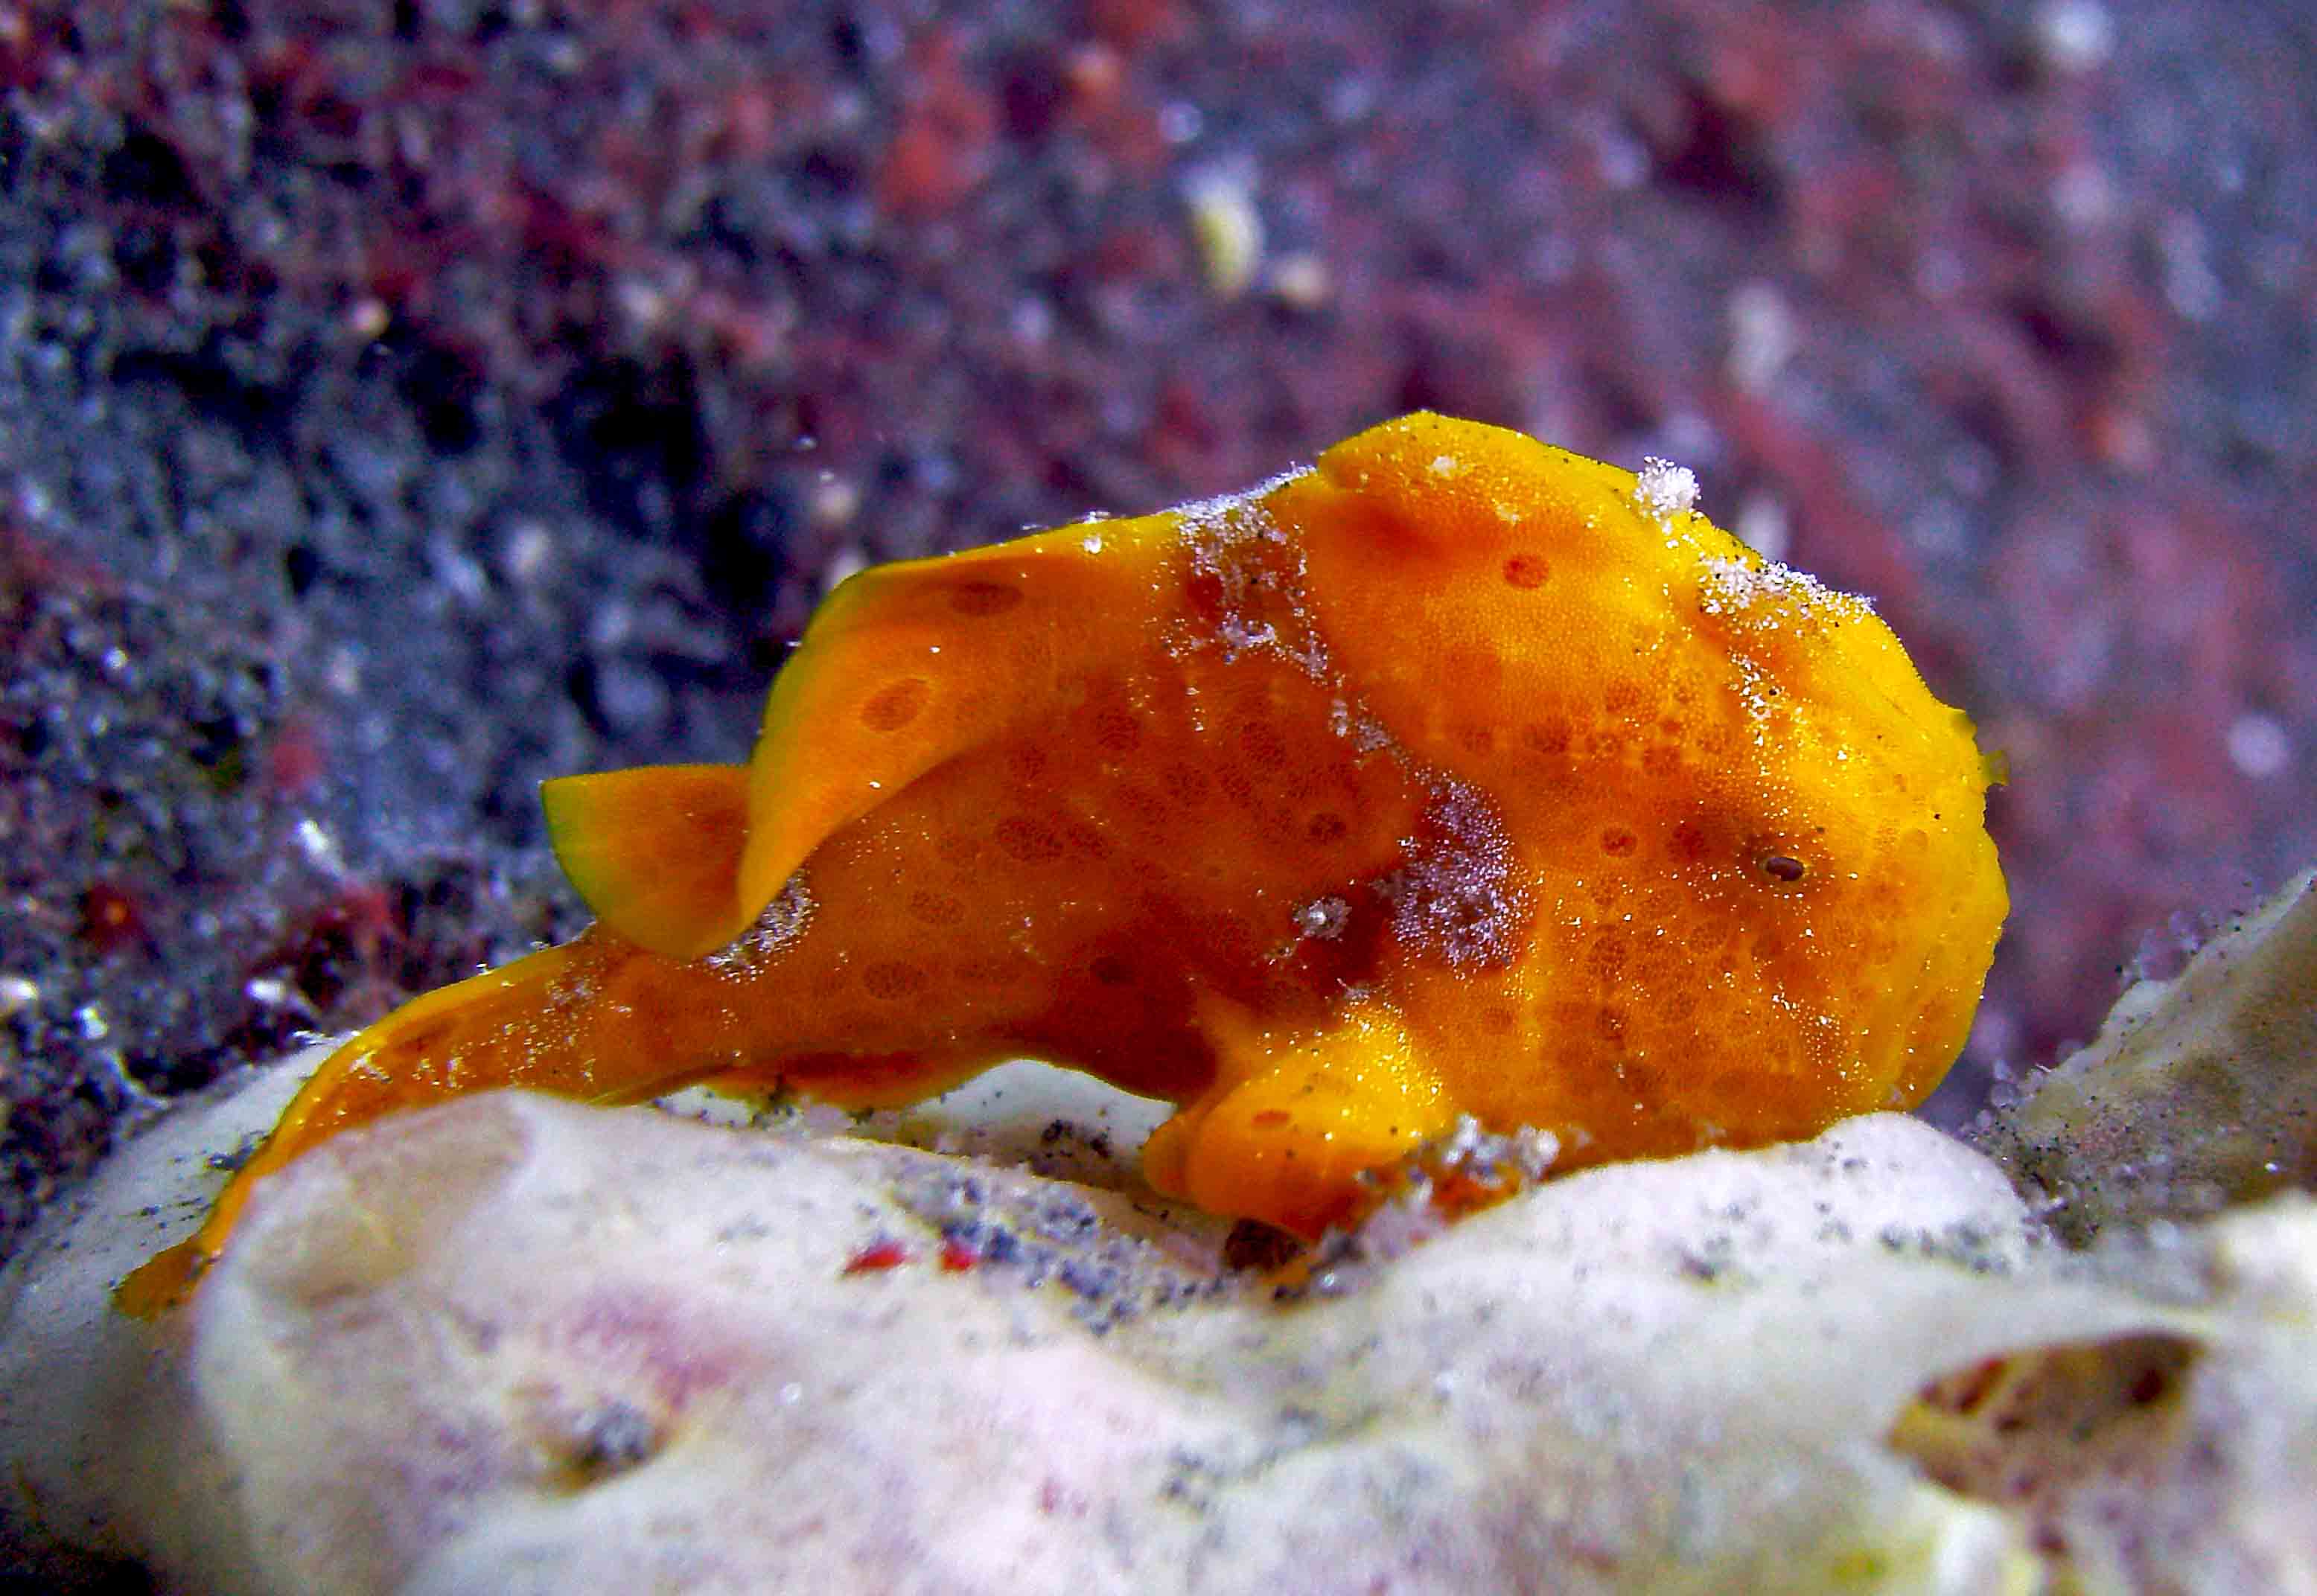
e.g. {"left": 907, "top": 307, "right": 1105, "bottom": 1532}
{"left": 1759, "top": 853, "right": 1808, "bottom": 884}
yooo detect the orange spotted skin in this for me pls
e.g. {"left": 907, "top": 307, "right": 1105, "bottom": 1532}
{"left": 118, "top": 414, "right": 2007, "bottom": 1313}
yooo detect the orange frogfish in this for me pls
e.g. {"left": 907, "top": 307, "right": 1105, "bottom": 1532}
{"left": 120, "top": 412, "right": 2006, "bottom": 1313}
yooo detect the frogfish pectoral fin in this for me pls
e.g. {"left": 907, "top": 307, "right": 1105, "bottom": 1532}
{"left": 1142, "top": 1000, "right": 1456, "bottom": 1239}
{"left": 729, "top": 525, "right": 1174, "bottom": 951}
{"left": 542, "top": 762, "right": 751, "bottom": 962}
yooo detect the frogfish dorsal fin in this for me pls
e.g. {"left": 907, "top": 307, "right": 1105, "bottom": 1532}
{"left": 542, "top": 762, "right": 750, "bottom": 958}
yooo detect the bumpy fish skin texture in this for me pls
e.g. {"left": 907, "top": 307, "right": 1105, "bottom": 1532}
{"left": 120, "top": 413, "right": 2006, "bottom": 1312}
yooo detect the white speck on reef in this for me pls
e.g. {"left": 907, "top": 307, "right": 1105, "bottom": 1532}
{"left": 821, "top": 545, "right": 870, "bottom": 593}
{"left": 1725, "top": 281, "right": 1796, "bottom": 394}
{"left": 0, "top": 974, "right": 39, "bottom": 1019}
{"left": 2226, "top": 712, "right": 2291, "bottom": 779}
{"left": 1183, "top": 165, "right": 1263, "bottom": 299}
{"left": 2033, "top": 0, "right": 2114, "bottom": 74}
{"left": 1733, "top": 494, "right": 1791, "bottom": 562}
{"left": 293, "top": 817, "right": 345, "bottom": 874}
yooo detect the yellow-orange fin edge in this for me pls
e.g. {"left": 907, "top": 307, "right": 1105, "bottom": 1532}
{"left": 542, "top": 762, "right": 751, "bottom": 960}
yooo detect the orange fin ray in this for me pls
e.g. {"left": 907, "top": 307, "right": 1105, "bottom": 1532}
{"left": 542, "top": 762, "right": 750, "bottom": 960}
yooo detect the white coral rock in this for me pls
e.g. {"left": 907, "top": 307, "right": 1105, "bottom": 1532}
{"left": 4, "top": 1051, "right": 2316, "bottom": 1593}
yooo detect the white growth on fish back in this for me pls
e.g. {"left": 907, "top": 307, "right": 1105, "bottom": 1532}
{"left": 1168, "top": 467, "right": 1333, "bottom": 680}
{"left": 1696, "top": 555, "right": 1875, "bottom": 626}
{"left": 1632, "top": 456, "right": 1700, "bottom": 529}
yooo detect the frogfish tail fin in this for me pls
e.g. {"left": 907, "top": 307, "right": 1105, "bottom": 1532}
{"left": 542, "top": 762, "right": 751, "bottom": 960}
{"left": 115, "top": 936, "right": 714, "bottom": 1318}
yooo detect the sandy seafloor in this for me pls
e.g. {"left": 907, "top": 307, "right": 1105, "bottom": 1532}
{"left": 0, "top": 0, "right": 2312, "bottom": 1290}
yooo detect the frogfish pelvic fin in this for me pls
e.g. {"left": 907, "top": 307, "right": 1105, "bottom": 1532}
{"left": 117, "top": 412, "right": 2007, "bottom": 1315}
